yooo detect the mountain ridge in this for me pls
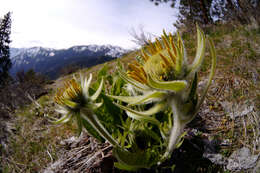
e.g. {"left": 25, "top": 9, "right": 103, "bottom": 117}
{"left": 10, "top": 45, "right": 129, "bottom": 79}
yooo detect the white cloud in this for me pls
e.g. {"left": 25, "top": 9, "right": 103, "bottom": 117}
{"left": 0, "top": 0, "right": 178, "bottom": 49}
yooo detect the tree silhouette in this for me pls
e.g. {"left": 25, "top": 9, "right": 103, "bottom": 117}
{"left": 0, "top": 12, "right": 12, "bottom": 86}
{"left": 150, "top": 0, "right": 260, "bottom": 25}
{"left": 150, "top": 0, "right": 213, "bottom": 24}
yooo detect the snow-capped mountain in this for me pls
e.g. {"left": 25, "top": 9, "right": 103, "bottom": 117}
{"left": 10, "top": 45, "right": 128, "bottom": 79}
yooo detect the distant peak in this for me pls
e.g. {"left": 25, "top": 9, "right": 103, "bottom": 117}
{"left": 10, "top": 44, "right": 129, "bottom": 59}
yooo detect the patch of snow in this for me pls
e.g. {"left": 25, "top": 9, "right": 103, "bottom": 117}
{"left": 105, "top": 45, "right": 128, "bottom": 57}
{"left": 80, "top": 46, "right": 87, "bottom": 51}
{"left": 87, "top": 45, "right": 99, "bottom": 52}
{"left": 72, "top": 46, "right": 88, "bottom": 52}
{"left": 49, "top": 52, "right": 55, "bottom": 56}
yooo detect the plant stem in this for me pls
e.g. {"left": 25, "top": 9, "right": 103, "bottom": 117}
{"left": 160, "top": 99, "right": 185, "bottom": 162}
{"left": 81, "top": 108, "right": 119, "bottom": 147}
{"left": 164, "top": 112, "right": 184, "bottom": 159}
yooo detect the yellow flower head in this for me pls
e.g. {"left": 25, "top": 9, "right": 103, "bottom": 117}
{"left": 53, "top": 73, "right": 104, "bottom": 123}
{"left": 54, "top": 78, "right": 85, "bottom": 111}
{"left": 53, "top": 73, "right": 119, "bottom": 146}
{"left": 127, "top": 30, "right": 185, "bottom": 85}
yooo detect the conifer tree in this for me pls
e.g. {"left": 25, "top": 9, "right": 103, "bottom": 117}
{"left": 0, "top": 12, "right": 12, "bottom": 86}
{"left": 150, "top": 0, "right": 213, "bottom": 24}
{"left": 150, "top": 0, "right": 260, "bottom": 25}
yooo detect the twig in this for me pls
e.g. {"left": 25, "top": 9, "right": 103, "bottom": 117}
{"left": 242, "top": 115, "right": 247, "bottom": 143}
{"left": 101, "top": 144, "right": 113, "bottom": 152}
{"left": 27, "top": 93, "right": 42, "bottom": 108}
{"left": 47, "top": 149, "right": 54, "bottom": 163}
{"left": 248, "top": 111, "right": 259, "bottom": 154}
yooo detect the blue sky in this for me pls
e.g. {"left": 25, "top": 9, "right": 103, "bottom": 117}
{"left": 0, "top": 0, "right": 178, "bottom": 49}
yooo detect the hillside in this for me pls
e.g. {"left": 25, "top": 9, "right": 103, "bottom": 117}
{"left": 1, "top": 24, "right": 259, "bottom": 173}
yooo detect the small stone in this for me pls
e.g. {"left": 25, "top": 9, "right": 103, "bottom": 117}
{"left": 60, "top": 136, "right": 77, "bottom": 146}
{"left": 221, "top": 139, "right": 231, "bottom": 146}
{"left": 198, "top": 79, "right": 208, "bottom": 91}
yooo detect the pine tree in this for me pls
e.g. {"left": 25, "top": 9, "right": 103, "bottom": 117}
{"left": 150, "top": 0, "right": 260, "bottom": 25}
{"left": 0, "top": 12, "right": 12, "bottom": 86}
{"left": 178, "top": 0, "right": 213, "bottom": 25}
{"left": 150, "top": 0, "right": 213, "bottom": 24}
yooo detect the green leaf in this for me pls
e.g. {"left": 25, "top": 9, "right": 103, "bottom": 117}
{"left": 171, "top": 165, "right": 176, "bottom": 172}
{"left": 107, "top": 91, "right": 166, "bottom": 105}
{"left": 147, "top": 75, "right": 187, "bottom": 92}
{"left": 98, "top": 63, "right": 109, "bottom": 79}
{"left": 187, "top": 25, "right": 206, "bottom": 75}
{"left": 175, "top": 131, "right": 187, "bottom": 148}
{"left": 76, "top": 113, "right": 83, "bottom": 136}
{"left": 52, "top": 113, "right": 72, "bottom": 124}
{"left": 107, "top": 94, "right": 139, "bottom": 103}
{"left": 91, "top": 77, "right": 104, "bottom": 101}
{"left": 114, "top": 102, "right": 166, "bottom": 126}
{"left": 143, "top": 127, "right": 162, "bottom": 143}
{"left": 126, "top": 111, "right": 160, "bottom": 126}
{"left": 188, "top": 72, "right": 198, "bottom": 105}
{"left": 63, "top": 99, "right": 78, "bottom": 109}
{"left": 195, "top": 37, "right": 216, "bottom": 112}
{"left": 93, "top": 100, "right": 103, "bottom": 109}
{"left": 81, "top": 110, "right": 119, "bottom": 146}
{"left": 55, "top": 107, "right": 68, "bottom": 114}
{"left": 129, "top": 91, "right": 166, "bottom": 105}
{"left": 93, "top": 91, "right": 122, "bottom": 130}
{"left": 114, "top": 162, "right": 139, "bottom": 172}
{"left": 173, "top": 31, "right": 186, "bottom": 75}
{"left": 182, "top": 102, "right": 195, "bottom": 117}
{"left": 113, "top": 147, "right": 155, "bottom": 170}
{"left": 117, "top": 101, "right": 166, "bottom": 117}
{"left": 81, "top": 117, "right": 104, "bottom": 142}
{"left": 110, "top": 75, "right": 126, "bottom": 96}
{"left": 83, "top": 73, "right": 92, "bottom": 97}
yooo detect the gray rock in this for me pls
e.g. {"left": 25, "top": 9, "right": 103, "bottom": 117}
{"left": 240, "top": 105, "right": 254, "bottom": 117}
{"left": 221, "top": 101, "right": 255, "bottom": 119}
{"left": 226, "top": 147, "right": 259, "bottom": 171}
{"left": 253, "top": 160, "right": 260, "bottom": 173}
{"left": 203, "top": 153, "right": 227, "bottom": 165}
{"left": 60, "top": 136, "right": 77, "bottom": 146}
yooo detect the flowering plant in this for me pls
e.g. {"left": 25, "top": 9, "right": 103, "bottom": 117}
{"left": 53, "top": 74, "right": 118, "bottom": 146}
{"left": 53, "top": 25, "right": 216, "bottom": 171}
